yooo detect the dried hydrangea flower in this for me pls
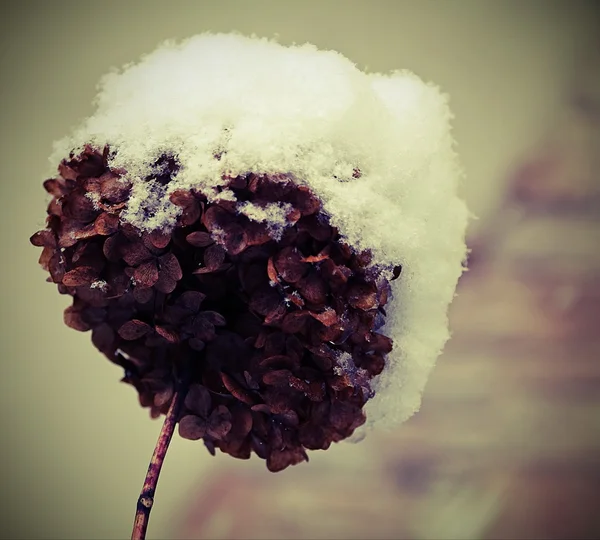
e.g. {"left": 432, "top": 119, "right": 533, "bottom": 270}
{"left": 30, "top": 34, "right": 468, "bottom": 539}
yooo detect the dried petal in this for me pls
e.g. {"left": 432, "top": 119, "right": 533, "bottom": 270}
{"left": 185, "top": 384, "right": 212, "bottom": 417}
{"left": 118, "top": 319, "right": 152, "bottom": 340}
{"left": 30, "top": 230, "right": 56, "bottom": 248}
{"left": 203, "top": 245, "right": 225, "bottom": 271}
{"left": 309, "top": 308, "right": 339, "bottom": 327}
{"left": 62, "top": 266, "right": 97, "bottom": 287}
{"left": 200, "top": 311, "right": 226, "bottom": 326}
{"left": 348, "top": 283, "right": 379, "bottom": 311}
{"left": 186, "top": 231, "right": 214, "bottom": 247}
{"left": 133, "top": 260, "right": 159, "bottom": 287}
{"left": 262, "top": 369, "right": 292, "bottom": 387}
{"left": 43, "top": 178, "right": 69, "bottom": 197}
{"left": 221, "top": 373, "right": 255, "bottom": 405}
{"left": 177, "top": 290, "right": 206, "bottom": 313}
{"left": 274, "top": 247, "right": 308, "bottom": 283}
{"left": 207, "top": 405, "right": 232, "bottom": 440}
{"left": 63, "top": 306, "right": 90, "bottom": 331}
{"left": 267, "top": 256, "right": 279, "bottom": 283}
{"left": 154, "top": 325, "right": 179, "bottom": 343}
{"left": 122, "top": 243, "right": 152, "bottom": 266}
{"left": 221, "top": 223, "right": 248, "bottom": 255}
{"left": 281, "top": 311, "right": 310, "bottom": 334}
{"left": 178, "top": 415, "right": 207, "bottom": 440}
{"left": 99, "top": 174, "right": 130, "bottom": 204}
{"left": 94, "top": 213, "right": 120, "bottom": 235}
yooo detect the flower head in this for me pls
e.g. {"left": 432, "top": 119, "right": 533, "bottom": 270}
{"left": 31, "top": 33, "right": 468, "bottom": 471}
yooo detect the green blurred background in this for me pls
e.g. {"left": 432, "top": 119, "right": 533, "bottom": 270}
{"left": 1, "top": 1, "right": 599, "bottom": 538}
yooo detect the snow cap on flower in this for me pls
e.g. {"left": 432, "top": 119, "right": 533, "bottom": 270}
{"left": 49, "top": 33, "right": 467, "bottom": 430}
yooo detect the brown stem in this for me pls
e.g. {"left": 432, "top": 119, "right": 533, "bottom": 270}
{"left": 131, "top": 387, "right": 186, "bottom": 540}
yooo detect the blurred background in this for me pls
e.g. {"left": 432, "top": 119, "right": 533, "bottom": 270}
{"left": 1, "top": 1, "right": 599, "bottom": 538}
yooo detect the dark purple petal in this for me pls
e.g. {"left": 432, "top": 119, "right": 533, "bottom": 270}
{"left": 118, "top": 319, "right": 152, "bottom": 340}
{"left": 133, "top": 260, "right": 159, "bottom": 288}
{"left": 184, "top": 384, "right": 212, "bottom": 417}
{"left": 186, "top": 231, "right": 214, "bottom": 248}
{"left": 122, "top": 243, "right": 153, "bottom": 266}
{"left": 178, "top": 415, "right": 207, "bottom": 440}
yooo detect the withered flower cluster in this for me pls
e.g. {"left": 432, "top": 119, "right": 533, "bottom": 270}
{"left": 31, "top": 146, "right": 397, "bottom": 472}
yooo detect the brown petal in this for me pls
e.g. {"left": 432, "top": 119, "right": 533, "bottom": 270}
{"left": 245, "top": 221, "right": 272, "bottom": 246}
{"left": 94, "top": 212, "right": 119, "bottom": 235}
{"left": 154, "top": 273, "right": 178, "bottom": 294}
{"left": 71, "top": 222, "right": 98, "bottom": 240}
{"left": 158, "top": 252, "right": 182, "bottom": 281}
{"left": 154, "top": 385, "right": 174, "bottom": 407}
{"left": 285, "top": 292, "right": 305, "bottom": 308}
{"left": 297, "top": 272, "right": 328, "bottom": 304}
{"left": 177, "top": 290, "right": 206, "bottom": 313}
{"left": 377, "top": 279, "right": 391, "bottom": 307}
{"left": 118, "top": 319, "right": 152, "bottom": 340}
{"left": 154, "top": 325, "right": 179, "bottom": 343}
{"left": 30, "top": 230, "right": 56, "bottom": 248}
{"left": 186, "top": 231, "right": 214, "bottom": 248}
{"left": 99, "top": 174, "right": 131, "bottom": 204}
{"left": 207, "top": 406, "right": 232, "bottom": 440}
{"left": 179, "top": 202, "right": 202, "bottom": 227}
{"left": 170, "top": 190, "right": 196, "bottom": 207}
{"left": 309, "top": 308, "right": 339, "bottom": 327}
{"left": 178, "top": 415, "right": 207, "bottom": 440}
{"left": 91, "top": 323, "right": 115, "bottom": 354}
{"left": 221, "top": 373, "right": 255, "bottom": 405}
{"left": 348, "top": 284, "right": 379, "bottom": 311}
{"left": 266, "top": 447, "right": 308, "bottom": 473}
{"left": 281, "top": 311, "right": 310, "bottom": 334}
{"left": 251, "top": 403, "right": 272, "bottom": 414}
{"left": 62, "top": 266, "right": 97, "bottom": 287}
{"left": 63, "top": 306, "right": 90, "bottom": 331}
{"left": 295, "top": 185, "right": 321, "bottom": 216}
{"left": 299, "top": 424, "right": 328, "bottom": 450}
{"left": 262, "top": 369, "right": 292, "bottom": 387}
{"left": 249, "top": 288, "right": 282, "bottom": 317}
{"left": 133, "top": 286, "right": 154, "bottom": 304}
{"left": 321, "top": 259, "right": 352, "bottom": 285}
{"left": 189, "top": 317, "right": 216, "bottom": 342}
{"left": 102, "top": 234, "right": 123, "bottom": 262}
{"left": 146, "top": 229, "right": 171, "bottom": 249}
{"left": 298, "top": 215, "right": 333, "bottom": 241}
{"left": 185, "top": 384, "right": 212, "bottom": 417}
{"left": 264, "top": 303, "right": 287, "bottom": 325}
{"left": 360, "top": 353, "right": 386, "bottom": 376}
{"left": 122, "top": 243, "right": 153, "bottom": 266}
{"left": 274, "top": 247, "right": 308, "bottom": 284}
{"left": 203, "top": 244, "right": 225, "bottom": 271}
{"left": 366, "top": 332, "right": 394, "bottom": 354}
{"left": 221, "top": 223, "right": 248, "bottom": 255}
{"left": 133, "top": 260, "right": 159, "bottom": 287}
{"left": 43, "top": 178, "right": 69, "bottom": 197}
{"left": 301, "top": 245, "right": 331, "bottom": 263}
{"left": 58, "top": 162, "right": 78, "bottom": 181}
{"left": 202, "top": 205, "right": 232, "bottom": 232}
{"left": 62, "top": 189, "right": 98, "bottom": 222}
{"left": 199, "top": 311, "right": 226, "bottom": 326}
{"left": 259, "top": 355, "right": 299, "bottom": 371}
{"left": 267, "top": 256, "right": 279, "bottom": 283}
{"left": 227, "top": 406, "right": 253, "bottom": 439}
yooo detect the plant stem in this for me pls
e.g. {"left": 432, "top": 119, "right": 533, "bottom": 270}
{"left": 131, "top": 387, "right": 186, "bottom": 540}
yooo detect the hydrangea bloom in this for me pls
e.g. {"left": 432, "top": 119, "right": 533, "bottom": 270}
{"left": 31, "top": 34, "right": 467, "bottom": 474}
